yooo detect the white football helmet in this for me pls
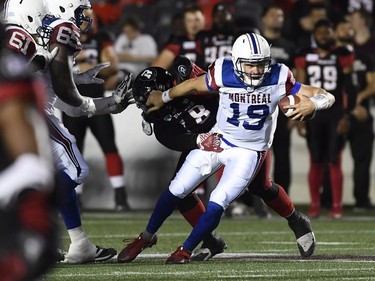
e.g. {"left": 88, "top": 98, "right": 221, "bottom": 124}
{"left": 44, "top": 0, "right": 92, "bottom": 33}
{"left": 231, "top": 33, "right": 271, "bottom": 87}
{"left": 3, "top": 0, "right": 48, "bottom": 35}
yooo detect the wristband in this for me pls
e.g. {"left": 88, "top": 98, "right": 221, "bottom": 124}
{"left": 309, "top": 94, "right": 330, "bottom": 111}
{"left": 162, "top": 89, "right": 173, "bottom": 103}
{"left": 79, "top": 97, "right": 89, "bottom": 110}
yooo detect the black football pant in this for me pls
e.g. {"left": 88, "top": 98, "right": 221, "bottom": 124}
{"left": 348, "top": 116, "right": 374, "bottom": 207}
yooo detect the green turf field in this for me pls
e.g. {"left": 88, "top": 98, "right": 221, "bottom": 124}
{"left": 43, "top": 208, "right": 375, "bottom": 281}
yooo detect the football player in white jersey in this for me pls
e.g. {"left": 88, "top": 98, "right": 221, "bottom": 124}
{"left": 120, "top": 33, "right": 335, "bottom": 264}
{"left": 2, "top": 0, "right": 134, "bottom": 263}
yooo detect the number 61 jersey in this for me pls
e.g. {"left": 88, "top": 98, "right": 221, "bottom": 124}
{"left": 205, "top": 57, "right": 301, "bottom": 151}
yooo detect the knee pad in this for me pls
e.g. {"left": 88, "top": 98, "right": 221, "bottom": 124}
{"left": 169, "top": 175, "right": 196, "bottom": 198}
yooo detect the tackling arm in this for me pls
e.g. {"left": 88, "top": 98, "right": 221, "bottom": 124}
{"left": 55, "top": 74, "right": 134, "bottom": 117}
{"left": 146, "top": 75, "right": 209, "bottom": 112}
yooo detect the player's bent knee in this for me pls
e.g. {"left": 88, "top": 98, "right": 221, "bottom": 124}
{"left": 169, "top": 178, "right": 190, "bottom": 198}
{"left": 257, "top": 183, "right": 279, "bottom": 201}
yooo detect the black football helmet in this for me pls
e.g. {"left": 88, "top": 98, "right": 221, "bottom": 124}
{"left": 132, "top": 67, "right": 174, "bottom": 122}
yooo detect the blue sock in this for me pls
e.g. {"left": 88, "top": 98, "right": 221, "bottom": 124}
{"left": 146, "top": 189, "right": 181, "bottom": 234}
{"left": 183, "top": 201, "right": 224, "bottom": 252}
{"left": 56, "top": 171, "right": 82, "bottom": 229}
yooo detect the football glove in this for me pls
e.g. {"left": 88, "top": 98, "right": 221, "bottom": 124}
{"left": 73, "top": 62, "right": 110, "bottom": 85}
{"left": 112, "top": 73, "right": 133, "bottom": 103}
{"left": 31, "top": 47, "right": 59, "bottom": 70}
{"left": 79, "top": 96, "right": 96, "bottom": 117}
{"left": 197, "top": 133, "right": 223, "bottom": 152}
{"left": 110, "top": 74, "right": 135, "bottom": 114}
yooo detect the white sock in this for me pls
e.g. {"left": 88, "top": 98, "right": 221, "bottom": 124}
{"left": 109, "top": 175, "right": 125, "bottom": 189}
{"left": 68, "top": 226, "right": 87, "bottom": 243}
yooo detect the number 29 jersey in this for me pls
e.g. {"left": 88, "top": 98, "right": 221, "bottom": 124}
{"left": 205, "top": 57, "right": 301, "bottom": 151}
{"left": 294, "top": 45, "right": 355, "bottom": 109}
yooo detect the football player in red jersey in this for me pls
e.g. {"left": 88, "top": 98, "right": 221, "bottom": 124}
{"left": 0, "top": 18, "right": 58, "bottom": 279}
{"left": 195, "top": 3, "right": 237, "bottom": 70}
{"left": 152, "top": 4, "right": 205, "bottom": 69}
{"left": 294, "top": 19, "right": 357, "bottom": 219}
{"left": 2, "top": 0, "right": 134, "bottom": 263}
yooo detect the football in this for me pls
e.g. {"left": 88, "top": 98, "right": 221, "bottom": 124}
{"left": 278, "top": 95, "right": 300, "bottom": 117}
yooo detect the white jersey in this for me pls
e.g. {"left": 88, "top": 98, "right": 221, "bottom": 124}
{"left": 205, "top": 57, "right": 301, "bottom": 151}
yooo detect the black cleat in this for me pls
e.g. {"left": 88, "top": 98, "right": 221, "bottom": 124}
{"left": 288, "top": 212, "right": 316, "bottom": 258}
{"left": 191, "top": 232, "right": 227, "bottom": 261}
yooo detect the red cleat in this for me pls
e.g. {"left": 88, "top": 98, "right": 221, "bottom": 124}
{"left": 328, "top": 207, "right": 343, "bottom": 219}
{"left": 117, "top": 233, "right": 157, "bottom": 263}
{"left": 166, "top": 246, "right": 191, "bottom": 264}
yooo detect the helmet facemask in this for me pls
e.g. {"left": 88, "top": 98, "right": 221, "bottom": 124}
{"left": 45, "top": 1, "right": 92, "bottom": 33}
{"left": 233, "top": 57, "right": 271, "bottom": 87}
{"left": 74, "top": 5, "right": 92, "bottom": 33}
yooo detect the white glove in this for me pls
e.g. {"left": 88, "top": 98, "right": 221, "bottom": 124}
{"left": 112, "top": 73, "right": 133, "bottom": 103}
{"left": 73, "top": 62, "right": 110, "bottom": 85}
{"left": 45, "top": 47, "right": 59, "bottom": 64}
{"left": 33, "top": 47, "right": 59, "bottom": 69}
{"left": 79, "top": 96, "right": 96, "bottom": 117}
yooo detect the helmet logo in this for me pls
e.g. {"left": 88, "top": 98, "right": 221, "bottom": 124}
{"left": 178, "top": 65, "right": 187, "bottom": 77}
{"left": 140, "top": 69, "right": 154, "bottom": 80}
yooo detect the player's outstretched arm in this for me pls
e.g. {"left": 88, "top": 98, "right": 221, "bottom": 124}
{"left": 146, "top": 75, "right": 209, "bottom": 112}
{"left": 55, "top": 73, "right": 134, "bottom": 116}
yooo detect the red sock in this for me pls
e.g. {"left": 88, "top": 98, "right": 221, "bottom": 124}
{"left": 105, "top": 152, "right": 123, "bottom": 176}
{"left": 329, "top": 155, "right": 343, "bottom": 208}
{"left": 308, "top": 162, "right": 324, "bottom": 207}
{"left": 265, "top": 185, "right": 294, "bottom": 217}
{"left": 180, "top": 199, "right": 205, "bottom": 227}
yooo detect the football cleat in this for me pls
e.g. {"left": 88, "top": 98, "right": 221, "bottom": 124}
{"left": 288, "top": 212, "right": 316, "bottom": 258}
{"left": 166, "top": 246, "right": 191, "bottom": 264}
{"left": 114, "top": 188, "right": 131, "bottom": 212}
{"left": 56, "top": 248, "right": 67, "bottom": 262}
{"left": 94, "top": 246, "right": 117, "bottom": 262}
{"left": 65, "top": 239, "right": 116, "bottom": 263}
{"left": 191, "top": 232, "right": 227, "bottom": 261}
{"left": 328, "top": 206, "right": 343, "bottom": 219}
{"left": 117, "top": 233, "right": 157, "bottom": 263}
